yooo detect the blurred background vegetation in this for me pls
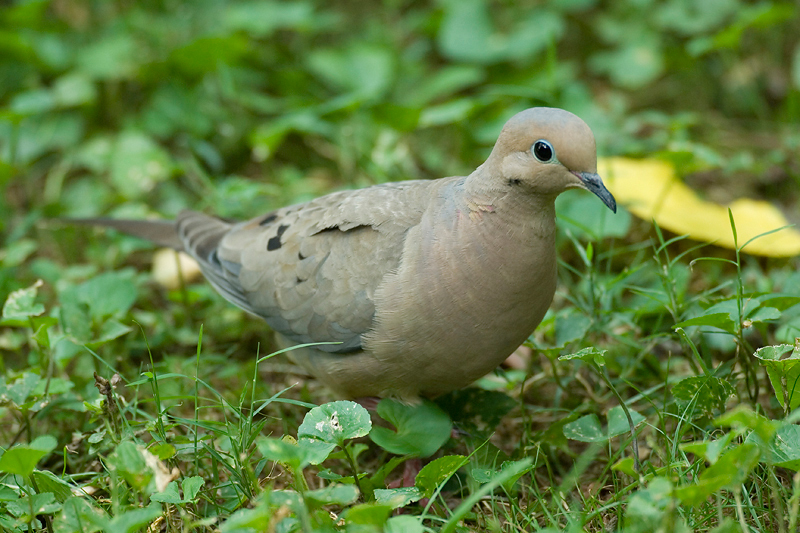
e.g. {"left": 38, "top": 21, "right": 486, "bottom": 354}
{"left": 2, "top": 0, "right": 800, "bottom": 530}
{"left": 3, "top": 0, "right": 800, "bottom": 231}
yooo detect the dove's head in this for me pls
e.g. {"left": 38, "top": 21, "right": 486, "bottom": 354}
{"left": 486, "top": 107, "right": 616, "bottom": 212}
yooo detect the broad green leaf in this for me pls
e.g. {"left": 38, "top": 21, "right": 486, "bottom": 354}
{"left": 768, "top": 424, "right": 800, "bottom": 471}
{"left": 674, "top": 312, "right": 735, "bottom": 332}
{"left": 419, "top": 99, "right": 476, "bottom": 127}
{"left": 60, "top": 270, "right": 138, "bottom": 320}
{"left": 747, "top": 306, "right": 781, "bottom": 324}
{"left": 370, "top": 399, "right": 451, "bottom": 457}
{"left": 439, "top": 458, "right": 533, "bottom": 533}
{"left": 59, "top": 298, "right": 92, "bottom": 342}
{"left": 304, "top": 484, "right": 359, "bottom": 506}
{"left": 623, "top": 477, "right": 687, "bottom": 532}
{"left": 607, "top": 406, "right": 646, "bottom": 439}
{"left": 415, "top": 455, "right": 467, "bottom": 499}
{"left": 2, "top": 372, "right": 41, "bottom": 406}
{"left": 219, "top": 493, "right": 272, "bottom": 532}
{"left": 53, "top": 497, "right": 105, "bottom": 533}
{"left": 181, "top": 476, "right": 204, "bottom": 502}
{"left": 612, "top": 457, "right": 637, "bottom": 477}
{"left": 150, "top": 481, "right": 181, "bottom": 504}
{"left": 6, "top": 492, "right": 60, "bottom": 520}
{"left": 51, "top": 73, "right": 96, "bottom": 108}
{"left": 87, "top": 319, "right": 132, "bottom": 348}
{"left": 715, "top": 405, "right": 779, "bottom": 444}
{"left": 563, "top": 407, "right": 644, "bottom": 443}
{"left": 0, "top": 435, "right": 57, "bottom": 476}
{"left": 675, "top": 443, "right": 761, "bottom": 507}
{"left": 672, "top": 376, "right": 735, "bottom": 419}
{"left": 1, "top": 280, "right": 45, "bottom": 323}
{"left": 499, "top": 459, "right": 535, "bottom": 492}
{"left": 759, "top": 294, "right": 800, "bottom": 311}
{"left": 681, "top": 433, "right": 734, "bottom": 464}
{"left": 590, "top": 40, "right": 664, "bottom": 89}
{"left": 470, "top": 466, "right": 498, "bottom": 483}
{"left": 407, "top": 65, "right": 484, "bottom": 107}
{"left": 31, "top": 470, "right": 73, "bottom": 503}
{"left": 435, "top": 388, "right": 515, "bottom": 436}
{"left": 106, "top": 503, "right": 162, "bottom": 533}
{"left": 298, "top": 401, "right": 371, "bottom": 464}
{"left": 224, "top": 1, "right": 314, "bottom": 37}
{"left": 307, "top": 45, "right": 395, "bottom": 98}
{"left": 74, "top": 136, "right": 112, "bottom": 174}
{"left": 554, "top": 311, "right": 592, "bottom": 347}
{"left": 169, "top": 35, "right": 250, "bottom": 76}
{"left": 10, "top": 88, "right": 56, "bottom": 115}
{"left": 257, "top": 436, "right": 314, "bottom": 470}
{"left": 559, "top": 346, "right": 607, "bottom": 366}
{"left": 250, "top": 112, "right": 333, "bottom": 159}
{"left": 2, "top": 114, "right": 83, "bottom": 166}
{"left": 1, "top": 239, "right": 37, "bottom": 267}
{"left": 342, "top": 502, "right": 392, "bottom": 526}
{"left": 437, "top": 0, "right": 495, "bottom": 63}
{"left": 31, "top": 316, "right": 59, "bottom": 350}
{"left": 385, "top": 515, "right": 425, "bottom": 533}
{"left": 140, "top": 86, "right": 217, "bottom": 140}
{"left": 76, "top": 34, "right": 138, "bottom": 80}
{"left": 109, "top": 132, "right": 173, "bottom": 199}
{"left": 471, "top": 459, "right": 533, "bottom": 493}
{"left": 373, "top": 487, "right": 423, "bottom": 509}
{"left": 437, "top": 0, "right": 562, "bottom": 64}
{"left": 655, "top": 0, "right": 737, "bottom": 35}
{"left": 753, "top": 344, "right": 800, "bottom": 411}
{"left": 270, "top": 490, "right": 302, "bottom": 508}
{"left": 374, "top": 103, "right": 421, "bottom": 132}
{"left": 148, "top": 443, "right": 176, "bottom": 461}
{"left": 563, "top": 414, "right": 605, "bottom": 442}
{"left": 108, "top": 441, "right": 151, "bottom": 491}
{"left": 688, "top": 4, "right": 794, "bottom": 56}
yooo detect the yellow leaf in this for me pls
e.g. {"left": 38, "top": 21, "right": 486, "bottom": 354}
{"left": 151, "top": 249, "right": 202, "bottom": 289}
{"left": 599, "top": 157, "right": 800, "bottom": 257}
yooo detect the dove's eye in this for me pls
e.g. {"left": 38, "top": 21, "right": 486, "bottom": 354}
{"left": 531, "top": 140, "right": 554, "bottom": 163}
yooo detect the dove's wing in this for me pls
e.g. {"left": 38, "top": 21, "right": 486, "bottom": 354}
{"left": 174, "top": 180, "right": 440, "bottom": 353}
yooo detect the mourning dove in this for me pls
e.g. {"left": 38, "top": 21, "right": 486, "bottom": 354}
{"left": 72, "top": 107, "right": 616, "bottom": 401}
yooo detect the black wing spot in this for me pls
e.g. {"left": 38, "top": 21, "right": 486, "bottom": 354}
{"left": 209, "top": 249, "right": 221, "bottom": 266}
{"left": 298, "top": 251, "right": 306, "bottom": 260}
{"left": 259, "top": 213, "right": 278, "bottom": 226}
{"left": 311, "top": 223, "right": 371, "bottom": 236}
{"left": 267, "top": 224, "right": 290, "bottom": 252}
{"left": 296, "top": 276, "right": 305, "bottom": 284}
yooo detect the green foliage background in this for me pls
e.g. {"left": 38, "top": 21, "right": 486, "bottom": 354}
{"left": 3, "top": 0, "right": 800, "bottom": 232}
{"left": 2, "top": 0, "right": 800, "bottom": 531}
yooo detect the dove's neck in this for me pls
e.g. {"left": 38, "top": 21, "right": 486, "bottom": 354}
{"left": 461, "top": 171, "right": 558, "bottom": 239}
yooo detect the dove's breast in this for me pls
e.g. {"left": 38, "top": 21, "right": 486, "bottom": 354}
{"left": 359, "top": 183, "right": 560, "bottom": 399}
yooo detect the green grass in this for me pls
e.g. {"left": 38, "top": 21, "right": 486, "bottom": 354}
{"left": 2, "top": 0, "right": 800, "bottom": 531}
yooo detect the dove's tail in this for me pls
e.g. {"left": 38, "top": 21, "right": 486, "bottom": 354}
{"left": 66, "top": 218, "right": 185, "bottom": 251}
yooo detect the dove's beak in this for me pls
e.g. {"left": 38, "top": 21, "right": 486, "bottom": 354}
{"left": 574, "top": 172, "right": 617, "bottom": 213}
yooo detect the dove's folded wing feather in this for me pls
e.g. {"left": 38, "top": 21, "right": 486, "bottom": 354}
{"left": 175, "top": 180, "right": 439, "bottom": 353}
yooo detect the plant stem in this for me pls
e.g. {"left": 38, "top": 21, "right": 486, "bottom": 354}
{"left": 342, "top": 444, "right": 365, "bottom": 498}
{"left": 599, "top": 364, "right": 640, "bottom": 473}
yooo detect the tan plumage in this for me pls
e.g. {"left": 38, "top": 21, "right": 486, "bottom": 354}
{"left": 73, "top": 107, "right": 616, "bottom": 401}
